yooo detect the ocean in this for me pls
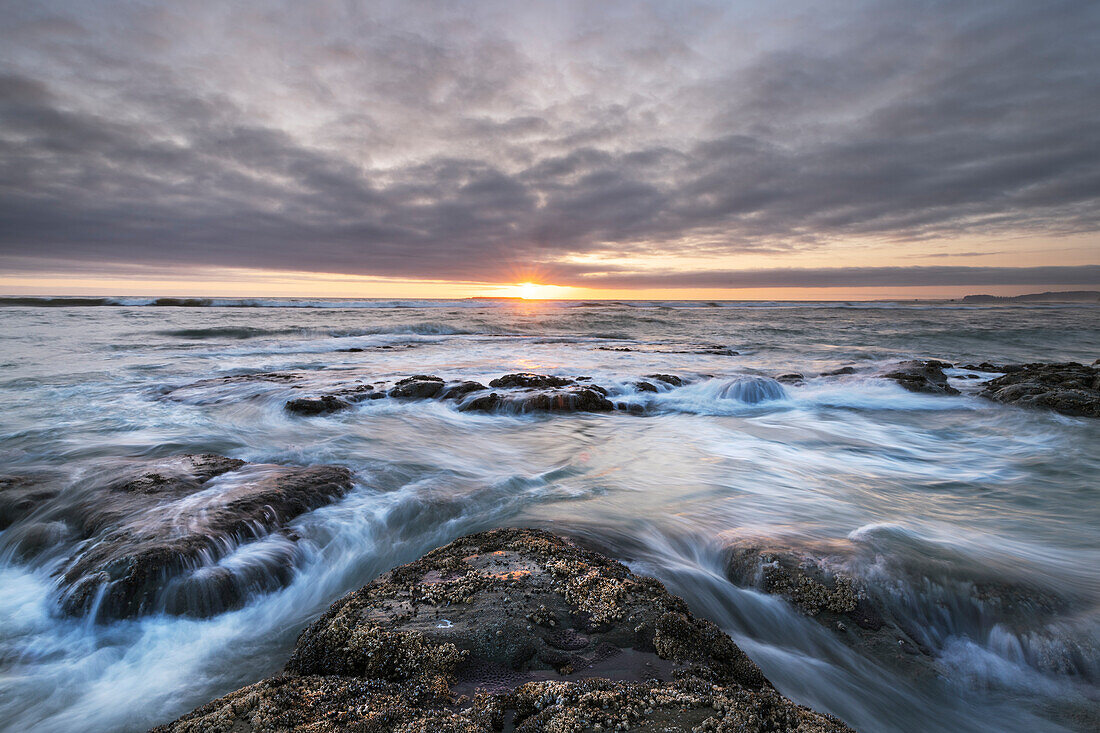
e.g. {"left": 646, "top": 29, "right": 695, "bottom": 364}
{"left": 0, "top": 297, "right": 1097, "bottom": 732}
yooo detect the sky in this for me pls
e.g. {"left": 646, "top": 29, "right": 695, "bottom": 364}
{"left": 0, "top": 0, "right": 1098, "bottom": 299}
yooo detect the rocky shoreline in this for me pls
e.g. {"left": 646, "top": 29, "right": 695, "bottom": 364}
{"left": 262, "top": 360, "right": 1100, "bottom": 419}
{"left": 151, "top": 528, "right": 855, "bottom": 732}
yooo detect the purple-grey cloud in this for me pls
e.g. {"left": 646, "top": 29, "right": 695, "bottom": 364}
{"left": 0, "top": 0, "right": 1097, "bottom": 288}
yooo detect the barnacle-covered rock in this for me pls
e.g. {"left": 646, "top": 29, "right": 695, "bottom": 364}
{"left": 154, "top": 529, "right": 855, "bottom": 732}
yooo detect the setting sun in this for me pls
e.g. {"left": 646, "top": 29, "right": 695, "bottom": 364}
{"left": 503, "top": 282, "right": 575, "bottom": 299}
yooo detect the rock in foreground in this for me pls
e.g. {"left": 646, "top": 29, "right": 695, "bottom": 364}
{"left": 153, "top": 528, "right": 855, "bottom": 733}
{"left": 52, "top": 454, "right": 355, "bottom": 619}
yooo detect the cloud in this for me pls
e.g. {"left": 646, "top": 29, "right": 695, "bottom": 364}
{"left": 0, "top": 0, "right": 1097, "bottom": 288}
{"left": 554, "top": 265, "right": 1100, "bottom": 290}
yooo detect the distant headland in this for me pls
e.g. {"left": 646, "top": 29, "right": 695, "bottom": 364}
{"left": 958, "top": 290, "right": 1099, "bottom": 303}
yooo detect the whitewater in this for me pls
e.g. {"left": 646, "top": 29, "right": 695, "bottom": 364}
{"left": 0, "top": 298, "right": 1097, "bottom": 732}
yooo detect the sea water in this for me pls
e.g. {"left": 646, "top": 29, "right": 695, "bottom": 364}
{"left": 0, "top": 298, "right": 1097, "bottom": 732}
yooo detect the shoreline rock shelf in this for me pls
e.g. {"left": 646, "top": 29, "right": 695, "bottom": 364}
{"left": 881, "top": 360, "right": 1099, "bottom": 416}
{"left": 152, "top": 528, "right": 856, "bottom": 733}
{"left": 164, "top": 360, "right": 1100, "bottom": 419}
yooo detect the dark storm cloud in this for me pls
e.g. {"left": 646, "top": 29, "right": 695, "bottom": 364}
{"left": 0, "top": 0, "right": 1097, "bottom": 286}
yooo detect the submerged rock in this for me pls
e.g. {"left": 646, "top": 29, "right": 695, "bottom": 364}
{"left": 882, "top": 360, "right": 959, "bottom": 395}
{"left": 729, "top": 547, "right": 870, "bottom": 622}
{"left": 716, "top": 376, "right": 787, "bottom": 404}
{"left": 153, "top": 528, "right": 855, "bottom": 733}
{"left": 0, "top": 473, "right": 61, "bottom": 530}
{"left": 977, "top": 362, "right": 1100, "bottom": 417}
{"left": 727, "top": 539, "right": 1092, "bottom": 683}
{"left": 728, "top": 545, "right": 942, "bottom": 676}
{"left": 54, "top": 454, "right": 354, "bottom": 619}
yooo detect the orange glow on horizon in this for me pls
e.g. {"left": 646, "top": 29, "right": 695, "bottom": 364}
{"left": 0, "top": 267, "right": 1092, "bottom": 302}
{"left": 506, "top": 282, "right": 573, "bottom": 299}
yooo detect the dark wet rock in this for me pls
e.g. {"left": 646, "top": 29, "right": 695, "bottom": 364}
{"left": 633, "top": 381, "right": 659, "bottom": 393}
{"left": 598, "top": 344, "right": 738, "bottom": 356}
{"left": 959, "top": 362, "right": 1006, "bottom": 372}
{"left": 440, "top": 381, "right": 490, "bottom": 400}
{"left": 977, "top": 362, "right": 1100, "bottom": 418}
{"left": 664, "top": 344, "right": 738, "bottom": 356}
{"left": 285, "top": 395, "right": 351, "bottom": 415}
{"left": 882, "top": 360, "right": 959, "bottom": 395}
{"left": 488, "top": 373, "right": 576, "bottom": 389}
{"left": 154, "top": 528, "right": 853, "bottom": 733}
{"left": 645, "top": 373, "right": 684, "bottom": 387}
{"left": 55, "top": 455, "right": 354, "bottom": 619}
{"left": 695, "top": 345, "right": 738, "bottom": 356}
{"left": 461, "top": 385, "right": 615, "bottom": 414}
{"left": 390, "top": 375, "right": 446, "bottom": 399}
{"left": 332, "top": 383, "right": 379, "bottom": 399}
{"left": 776, "top": 373, "right": 805, "bottom": 385}
{"left": 286, "top": 383, "right": 378, "bottom": 414}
